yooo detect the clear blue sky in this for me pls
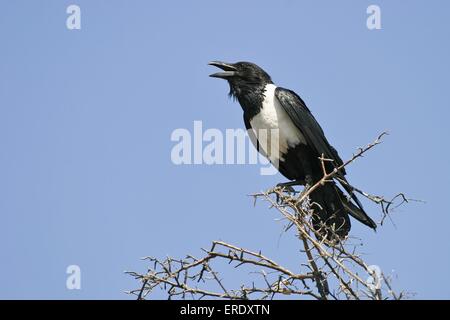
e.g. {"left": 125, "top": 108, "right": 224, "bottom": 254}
{"left": 1, "top": 0, "right": 449, "bottom": 299}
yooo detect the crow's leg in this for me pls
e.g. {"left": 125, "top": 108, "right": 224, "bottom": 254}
{"left": 276, "top": 180, "right": 305, "bottom": 192}
{"left": 305, "top": 174, "right": 314, "bottom": 189}
{"left": 302, "top": 157, "right": 315, "bottom": 190}
{"left": 275, "top": 180, "right": 305, "bottom": 203}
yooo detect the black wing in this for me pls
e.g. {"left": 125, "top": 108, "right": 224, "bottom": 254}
{"left": 274, "top": 87, "right": 371, "bottom": 218}
{"left": 274, "top": 87, "right": 345, "bottom": 173}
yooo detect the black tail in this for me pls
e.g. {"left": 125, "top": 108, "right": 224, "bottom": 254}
{"left": 309, "top": 181, "right": 376, "bottom": 241}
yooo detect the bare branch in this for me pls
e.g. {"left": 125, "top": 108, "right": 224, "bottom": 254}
{"left": 127, "top": 132, "right": 412, "bottom": 300}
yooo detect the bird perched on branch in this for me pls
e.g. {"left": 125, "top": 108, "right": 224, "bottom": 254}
{"left": 209, "top": 61, "right": 376, "bottom": 240}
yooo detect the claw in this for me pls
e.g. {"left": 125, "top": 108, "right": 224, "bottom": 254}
{"left": 275, "top": 183, "right": 299, "bottom": 203}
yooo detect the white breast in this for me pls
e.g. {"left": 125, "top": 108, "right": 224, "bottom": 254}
{"left": 249, "top": 84, "right": 306, "bottom": 163}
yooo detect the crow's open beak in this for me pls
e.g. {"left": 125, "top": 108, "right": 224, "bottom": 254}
{"left": 208, "top": 61, "right": 237, "bottom": 79}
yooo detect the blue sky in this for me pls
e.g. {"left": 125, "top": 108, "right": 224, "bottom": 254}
{"left": 0, "top": 0, "right": 449, "bottom": 299}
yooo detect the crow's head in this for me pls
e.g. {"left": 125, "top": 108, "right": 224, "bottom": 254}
{"left": 209, "top": 61, "right": 273, "bottom": 98}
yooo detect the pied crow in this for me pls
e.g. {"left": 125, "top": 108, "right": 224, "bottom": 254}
{"left": 209, "top": 61, "right": 377, "bottom": 240}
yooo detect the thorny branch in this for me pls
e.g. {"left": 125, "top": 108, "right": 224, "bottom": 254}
{"left": 126, "top": 132, "right": 416, "bottom": 300}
